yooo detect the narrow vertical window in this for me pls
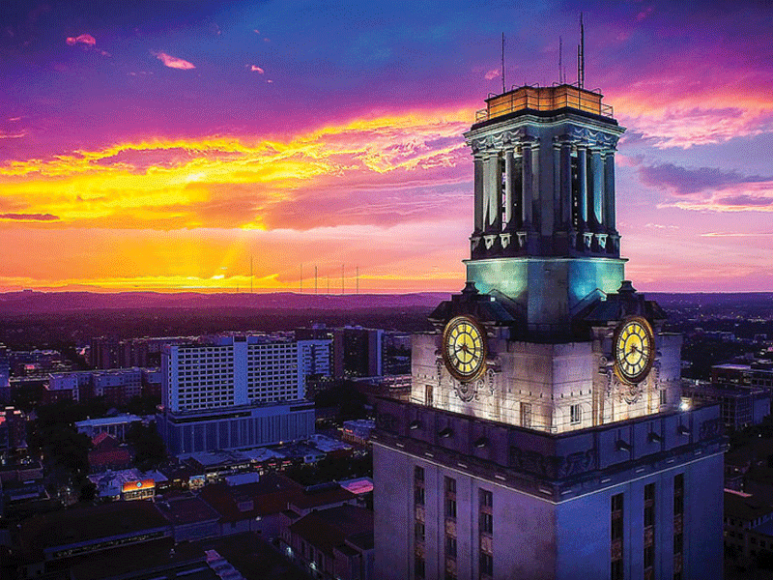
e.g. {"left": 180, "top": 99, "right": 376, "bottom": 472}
{"left": 445, "top": 477, "right": 457, "bottom": 519}
{"left": 444, "top": 476, "right": 457, "bottom": 580}
{"left": 673, "top": 474, "right": 684, "bottom": 580}
{"left": 414, "top": 465, "right": 426, "bottom": 580}
{"left": 611, "top": 493, "right": 624, "bottom": 580}
{"left": 480, "top": 489, "right": 494, "bottom": 579}
{"left": 520, "top": 403, "right": 532, "bottom": 428}
{"left": 644, "top": 483, "right": 656, "bottom": 580}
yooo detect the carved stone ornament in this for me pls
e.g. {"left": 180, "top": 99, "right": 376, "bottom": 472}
{"left": 598, "top": 356, "right": 615, "bottom": 399}
{"left": 454, "top": 378, "right": 477, "bottom": 402}
{"left": 619, "top": 381, "right": 643, "bottom": 405}
{"left": 651, "top": 360, "right": 661, "bottom": 387}
{"left": 486, "top": 368, "right": 496, "bottom": 396}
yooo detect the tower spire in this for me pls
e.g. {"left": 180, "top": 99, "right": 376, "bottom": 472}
{"left": 501, "top": 32, "right": 506, "bottom": 94}
{"left": 559, "top": 36, "right": 563, "bottom": 84}
{"left": 578, "top": 13, "right": 585, "bottom": 89}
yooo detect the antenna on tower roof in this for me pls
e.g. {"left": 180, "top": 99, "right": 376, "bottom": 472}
{"left": 559, "top": 36, "right": 563, "bottom": 84}
{"left": 501, "top": 32, "right": 506, "bottom": 94}
{"left": 578, "top": 13, "right": 585, "bottom": 89}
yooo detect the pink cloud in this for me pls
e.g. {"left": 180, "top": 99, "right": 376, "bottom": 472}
{"left": 484, "top": 69, "right": 500, "bottom": 80}
{"left": 66, "top": 33, "right": 96, "bottom": 47}
{"left": 152, "top": 51, "right": 196, "bottom": 70}
{"left": 0, "top": 213, "right": 59, "bottom": 221}
{"left": 250, "top": 65, "right": 264, "bottom": 74}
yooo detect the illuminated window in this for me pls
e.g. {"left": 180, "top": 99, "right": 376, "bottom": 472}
{"left": 570, "top": 404, "right": 581, "bottom": 425}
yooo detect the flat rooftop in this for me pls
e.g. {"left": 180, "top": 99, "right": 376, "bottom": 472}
{"left": 476, "top": 83, "right": 613, "bottom": 124}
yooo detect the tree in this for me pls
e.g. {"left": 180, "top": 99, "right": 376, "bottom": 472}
{"left": 126, "top": 422, "right": 167, "bottom": 471}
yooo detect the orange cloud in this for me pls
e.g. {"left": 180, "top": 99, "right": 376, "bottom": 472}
{"left": 153, "top": 51, "right": 196, "bottom": 70}
{"left": 66, "top": 33, "right": 96, "bottom": 46}
{"left": 0, "top": 109, "right": 472, "bottom": 233}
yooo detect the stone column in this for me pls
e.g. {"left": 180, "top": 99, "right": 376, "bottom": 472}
{"left": 485, "top": 152, "right": 501, "bottom": 232}
{"left": 604, "top": 151, "right": 617, "bottom": 233}
{"left": 504, "top": 149, "right": 514, "bottom": 228}
{"left": 591, "top": 149, "right": 604, "bottom": 230}
{"left": 560, "top": 141, "right": 572, "bottom": 231}
{"left": 577, "top": 145, "right": 588, "bottom": 231}
{"left": 473, "top": 153, "right": 484, "bottom": 233}
{"left": 530, "top": 143, "right": 540, "bottom": 231}
{"left": 521, "top": 143, "right": 533, "bottom": 227}
{"left": 553, "top": 144, "right": 561, "bottom": 236}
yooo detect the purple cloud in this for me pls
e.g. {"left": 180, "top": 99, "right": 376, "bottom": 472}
{"left": 716, "top": 195, "right": 773, "bottom": 207}
{"left": 637, "top": 163, "right": 767, "bottom": 195}
{"left": 0, "top": 213, "right": 59, "bottom": 221}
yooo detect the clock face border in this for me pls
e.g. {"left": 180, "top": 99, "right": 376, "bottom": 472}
{"left": 613, "top": 316, "right": 655, "bottom": 385}
{"left": 442, "top": 315, "right": 487, "bottom": 383}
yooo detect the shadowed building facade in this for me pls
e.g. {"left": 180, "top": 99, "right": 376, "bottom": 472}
{"left": 373, "top": 85, "right": 724, "bottom": 580}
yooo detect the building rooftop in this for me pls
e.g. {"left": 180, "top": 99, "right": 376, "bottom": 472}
{"left": 288, "top": 504, "right": 373, "bottom": 558}
{"left": 19, "top": 500, "right": 169, "bottom": 560}
{"left": 476, "top": 83, "right": 613, "bottom": 124}
{"left": 156, "top": 494, "right": 221, "bottom": 526}
{"left": 724, "top": 490, "right": 773, "bottom": 522}
{"left": 199, "top": 472, "right": 302, "bottom": 523}
{"left": 75, "top": 414, "right": 143, "bottom": 428}
{"left": 290, "top": 483, "right": 357, "bottom": 512}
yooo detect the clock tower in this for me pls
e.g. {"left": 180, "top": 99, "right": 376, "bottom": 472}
{"left": 374, "top": 84, "right": 725, "bottom": 580}
{"left": 413, "top": 84, "right": 681, "bottom": 434}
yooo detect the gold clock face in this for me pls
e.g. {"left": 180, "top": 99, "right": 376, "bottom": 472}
{"left": 443, "top": 316, "right": 486, "bottom": 382}
{"left": 614, "top": 316, "right": 655, "bottom": 384}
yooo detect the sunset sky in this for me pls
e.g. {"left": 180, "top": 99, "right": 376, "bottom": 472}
{"left": 1, "top": 0, "right": 771, "bottom": 293}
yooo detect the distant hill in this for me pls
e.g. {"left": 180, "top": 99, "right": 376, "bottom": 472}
{"left": 0, "top": 291, "right": 452, "bottom": 316}
{"left": 648, "top": 292, "right": 773, "bottom": 310}
{"left": 2, "top": 290, "right": 772, "bottom": 316}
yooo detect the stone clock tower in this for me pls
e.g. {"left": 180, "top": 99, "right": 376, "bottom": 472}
{"left": 374, "top": 85, "right": 724, "bottom": 580}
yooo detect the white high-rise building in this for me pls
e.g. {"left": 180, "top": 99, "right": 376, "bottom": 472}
{"left": 158, "top": 335, "right": 331, "bottom": 455}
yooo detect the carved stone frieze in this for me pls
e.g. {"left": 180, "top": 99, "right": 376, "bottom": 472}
{"left": 509, "top": 446, "right": 597, "bottom": 479}
{"left": 565, "top": 126, "right": 620, "bottom": 149}
{"left": 467, "top": 128, "right": 527, "bottom": 153}
{"left": 699, "top": 418, "right": 723, "bottom": 440}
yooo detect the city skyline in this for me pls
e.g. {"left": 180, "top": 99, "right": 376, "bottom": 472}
{"left": 1, "top": 0, "right": 771, "bottom": 294}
